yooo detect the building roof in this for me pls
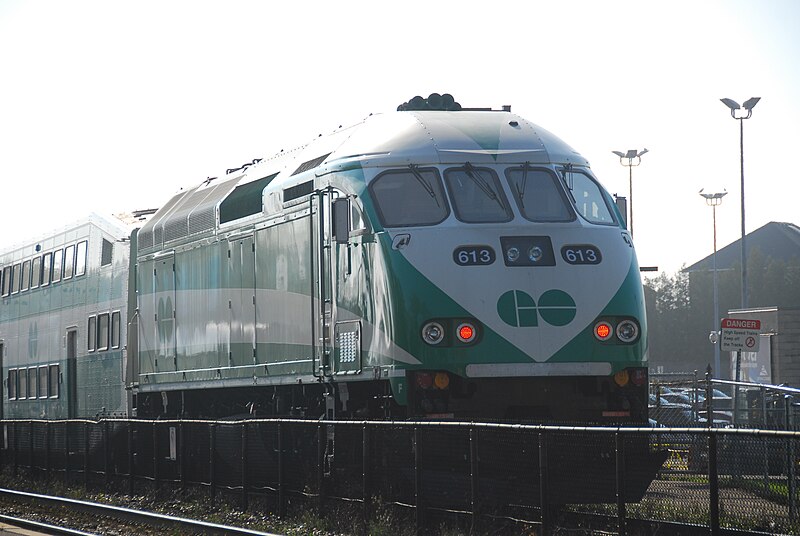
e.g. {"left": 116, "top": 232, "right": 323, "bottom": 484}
{"left": 685, "top": 221, "right": 800, "bottom": 272}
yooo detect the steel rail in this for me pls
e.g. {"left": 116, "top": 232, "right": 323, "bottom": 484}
{"left": 0, "top": 488, "right": 284, "bottom": 536}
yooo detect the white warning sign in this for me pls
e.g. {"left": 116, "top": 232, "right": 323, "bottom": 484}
{"left": 720, "top": 318, "right": 761, "bottom": 352}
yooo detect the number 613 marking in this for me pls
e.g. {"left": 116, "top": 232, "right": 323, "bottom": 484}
{"left": 453, "top": 245, "right": 496, "bottom": 266}
{"left": 561, "top": 245, "right": 602, "bottom": 265}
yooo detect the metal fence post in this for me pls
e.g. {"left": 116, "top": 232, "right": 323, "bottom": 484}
{"left": 317, "top": 423, "right": 325, "bottom": 515}
{"left": 29, "top": 421, "right": 34, "bottom": 476}
{"left": 84, "top": 421, "right": 89, "bottom": 490}
{"left": 277, "top": 422, "right": 285, "bottom": 518}
{"left": 539, "top": 431, "right": 549, "bottom": 536}
{"left": 241, "top": 422, "right": 249, "bottom": 510}
{"left": 470, "top": 425, "right": 479, "bottom": 533}
{"left": 615, "top": 432, "right": 627, "bottom": 536}
{"left": 705, "top": 368, "right": 714, "bottom": 429}
{"left": 64, "top": 421, "right": 69, "bottom": 484}
{"left": 786, "top": 396, "right": 796, "bottom": 519}
{"left": 709, "top": 431, "right": 720, "bottom": 536}
{"left": 13, "top": 421, "right": 18, "bottom": 478}
{"left": 362, "top": 423, "right": 370, "bottom": 534}
{"left": 128, "top": 422, "right": 134, "bottom": 495}
{"left": 152, "top": 421, "right": 159, "bottom": 487}
{"left": 104, "top": 420, "right": 110, "bottom": 486}
{"left": 180, "top": 422, "right": 186, "bottom": 494}
{"left": 414, "top": 426, "right": 423, "bottom": 535}
{"left": 209, "top": 423, "right": 216, "bottom": 505}
{"left": 45, "top": 421, "right": 50, "bottom": 477}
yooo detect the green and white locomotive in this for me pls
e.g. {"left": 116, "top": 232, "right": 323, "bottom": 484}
{"left": 1, "top": 95, "right": 649, "bottom": 424}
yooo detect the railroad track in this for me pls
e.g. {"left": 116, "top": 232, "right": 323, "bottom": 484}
{"left": 0, "top": 488, "right": 284, "bottom": 536}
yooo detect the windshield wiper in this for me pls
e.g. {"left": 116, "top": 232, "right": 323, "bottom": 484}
{"left": 463, "top": 163, "right": 506, "bottom": 211}
{"left": 559, "top": 164, "right": 577, "bottom": 204}
{"left": 515, "top": 162, "right": 530, "bottom": 209}
{"left": 409, "top": 164, "right": 440, "bottom": 207}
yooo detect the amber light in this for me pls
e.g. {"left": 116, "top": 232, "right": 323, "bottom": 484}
{"left": 614, "top": 369, "right": 630, "bottom": 387}
{"left": 434, "top": 372, "right": 450, "bottom": 390}
{"left": 594, "top": 321, "right": 613, "bottom": 341}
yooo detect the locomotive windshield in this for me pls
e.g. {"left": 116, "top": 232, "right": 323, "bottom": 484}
{"left": 564, "top": 170, "right": 617, "bottom": 225}
{"left": 369, "top": 167, "right": 449, "bottom": 227}
{"left": 505, "top": 165, "right": 575, "bottom": 222}
{"left": 444, "top": 164, "right": 513, "bottom": 223}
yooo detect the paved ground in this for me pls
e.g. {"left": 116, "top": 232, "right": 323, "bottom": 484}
{"left": 0, "top": 522, "right": 54, "bottom": 535}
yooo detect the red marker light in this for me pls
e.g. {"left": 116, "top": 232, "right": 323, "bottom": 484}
{"left": 456, "top": 322, "right": 477, "bottom": 343}
{"left": 460, "top": 325, "right": 474, "bottom": 340}
{"left": 594, "top": 321, "right": 613, "bottom": 341}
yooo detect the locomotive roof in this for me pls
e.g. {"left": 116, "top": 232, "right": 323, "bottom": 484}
{"left": 137, "top": 109, "right": 590, "bottom": 254}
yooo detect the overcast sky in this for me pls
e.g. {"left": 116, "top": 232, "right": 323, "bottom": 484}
{"left": 1, "top": 0, "right": 798, "bottom": 276}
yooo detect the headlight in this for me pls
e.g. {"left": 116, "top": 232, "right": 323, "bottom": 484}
{"left": 421, "top": 321, "right": 445, "bottom": 345}
{"left": 528, "top": 246, "right": 543, "bottom": 262}
{"left": 506, "top": 247, "right": 520, "bottom": 262}
{"left": 616, "top": 319, "right": 640, "bottom": 343}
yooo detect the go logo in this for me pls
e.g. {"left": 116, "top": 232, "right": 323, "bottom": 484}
{"left": 497, "top": 289, "right": 576, "bottom": 327}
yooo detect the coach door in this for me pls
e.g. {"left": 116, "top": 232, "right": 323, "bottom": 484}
{"left": 66, "top": 329, "right": 78, "bottom": 418}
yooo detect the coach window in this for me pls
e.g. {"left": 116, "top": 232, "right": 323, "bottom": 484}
{"left": 64, "top": 244, "right": 75, "bottom": 280}
{"left": 97, "top": 313, "right": 110, "bottom": 351}
{"left": 445, "top": 164, "right": 513, "bottom": 223}
{"left": 21, "top": 259, "right": 31, "bottom": 291}
{"left": 30, "top": 256, "right": 41, "bottom": 289}
{"left": 48, "top": 364, "right": 60, "bottom": 398}
{"left": 111, "top": 311, "right": 121, "bottom": 349}
{"left": 369, "top": 167, "right": 449, "bottom": 227}
{"left": 52, "top": 249, "right": 63, "bottom": 283}
{"left": 18, "top": 368, "right": 27, "bottom": 399}
{"left": 1, "top": 266, "right": 11, "bottom": 296}
{"left": 88, "top": 316, "right": 97, "bottom": 352}
{"left": 38, "top": 366, "right": 48, "bottom": 398}
{"left": 8, "top": 369, "right": 16, "bottom": 400}
{"left": 75, "top": 241, "right": 87, "bottom": 276}
{"left": 11, "top": 263, "right": 21, "bottom": 294}
{"left": 101, "top": 239, "right": 113, "bottom": 266}
{"left": 27, "top": 368, "right": 36, "bottom": 399}
{"left": 41, "top": 253, "right": 52, "bottom": 286}
{"left": 564, "top": 170, "right": 617, "bottom": 226}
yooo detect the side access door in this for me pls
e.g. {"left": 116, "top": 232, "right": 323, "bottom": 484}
{"left": 310, "top": 189, "right": 362, "bottom": 379}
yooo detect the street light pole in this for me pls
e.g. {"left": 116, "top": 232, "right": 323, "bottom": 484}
{"left": 700, "top": 189, "right": 727, "bottom": 377}
{"left": 720, "top": 97, "right": 760, "bottom": 309}
{"left": 612, "top": 148, "right": 648, "bottom": 239}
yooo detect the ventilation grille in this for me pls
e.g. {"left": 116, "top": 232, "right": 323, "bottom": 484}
{"left": 292, "top": 153, "right": 330, "bottom": 176}
{"left": 137, "top": 177, "right": 239, "bottom": 253}
{"left": 284, "top": 181, "right": 314, "bottom": 204}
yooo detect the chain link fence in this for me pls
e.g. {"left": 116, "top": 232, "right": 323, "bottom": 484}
{"left": 2, "top": 418, "right": 799, "bottom": 535}
{"left": 650, "top": 375, "right": 800, "bottom": 430}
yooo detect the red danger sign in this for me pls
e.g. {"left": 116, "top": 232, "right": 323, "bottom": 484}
{"left": 721, "top": 318, "right": 761, "bottom": 330}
